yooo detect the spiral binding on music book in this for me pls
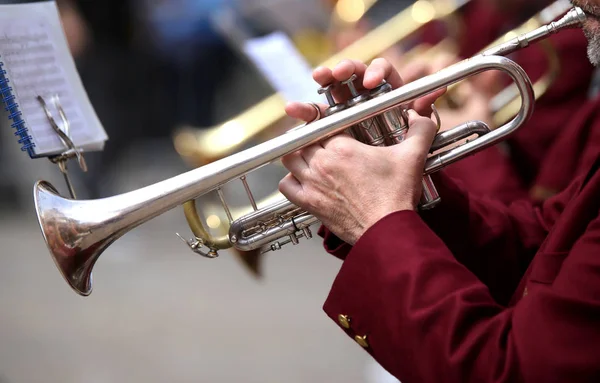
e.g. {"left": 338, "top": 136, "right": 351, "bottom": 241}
{"left": 0, "top": 58, "right": 36, "bottom": 157}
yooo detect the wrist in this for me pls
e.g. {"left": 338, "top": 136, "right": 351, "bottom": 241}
{"left": 352, "top": 205, "right": 415, "bottom": 244}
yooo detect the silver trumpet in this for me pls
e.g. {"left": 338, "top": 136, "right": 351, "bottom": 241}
{"left": 34, "top": 7, "right": 585, "bottom": 296}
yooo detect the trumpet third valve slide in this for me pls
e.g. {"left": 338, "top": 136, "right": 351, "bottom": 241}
{"left": 33, "top": 7, "right": 585, "bottom": 296}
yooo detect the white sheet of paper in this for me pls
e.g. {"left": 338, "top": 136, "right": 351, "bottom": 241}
{"left": 0, "top": 1, "right": 107, "bottom": 157}
{"left": 242, "top": 31, "right": 325, "bottom": 104}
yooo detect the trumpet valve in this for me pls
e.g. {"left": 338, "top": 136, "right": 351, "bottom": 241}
{"left": 342, "top": 74, "right": 360, "bottom": 97}
{"left": 318, "top": 84, "right": 347, "bottom": 117}
{"left": 343, "top": 74, "right": 370, "bottom": 107}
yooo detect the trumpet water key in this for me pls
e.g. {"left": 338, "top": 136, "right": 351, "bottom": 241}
{"left": 33, "top": 7, "right": 585, "bottom": 296}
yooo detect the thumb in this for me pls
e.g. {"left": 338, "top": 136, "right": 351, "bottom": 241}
{"left": 402, "top": 109, "right": 438, "bottom": 156}
{"left": 285, "top": 101, "right": 329, "bottom": 122}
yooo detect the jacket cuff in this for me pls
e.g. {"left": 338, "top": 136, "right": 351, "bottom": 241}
{"left": 322, "top": 209, "right": 439, "bottom": 353}
{"left": 317, "top": 225, "right": 352, "bottom": 260}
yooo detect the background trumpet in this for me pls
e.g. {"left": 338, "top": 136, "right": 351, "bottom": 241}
{"left": 34, "top": 7, "right": 584, "bottom": 297}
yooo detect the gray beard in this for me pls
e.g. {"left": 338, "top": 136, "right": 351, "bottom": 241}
{"left": 584, "top": 27, "right": 600, "bottom": 66}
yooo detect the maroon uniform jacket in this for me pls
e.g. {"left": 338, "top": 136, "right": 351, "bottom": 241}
{"left": 442, "top": 28, "right": 594, "bottom": 203}
{"left": 419, "top": 0, "right": 595, "bottom": 203}
{"left": 318, "top": 153, "right": 600, "bottom": 381}
{"left": 532, "top": 95, "right": 600, "bottom": 196}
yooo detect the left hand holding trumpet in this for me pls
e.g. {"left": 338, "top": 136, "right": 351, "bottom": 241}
{"left": 278, "top": 58, "right": 443, "bottom": 245}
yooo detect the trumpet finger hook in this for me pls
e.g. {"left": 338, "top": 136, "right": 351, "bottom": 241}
{"left": 431, "top": 104, "right": 441, "bottom": 132}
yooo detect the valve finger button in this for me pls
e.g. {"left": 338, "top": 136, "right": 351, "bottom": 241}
{"left": 318, "top": 84, "right": 346, "bottom": 117}
{"left": 343, "top": 74, "right": 370, "bottom": 107}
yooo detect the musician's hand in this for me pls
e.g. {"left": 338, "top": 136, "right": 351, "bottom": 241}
{"left": 284, "top": 57, "right": 446, "bottom": 120}
{"left": 279, "top": 109, "right": 437, "bottom": 245}
{"left": 401, "top": 50, "right": 458, "bottom": 82}
{"left": 279, "top": 57, "right": 441, "bottom": 245}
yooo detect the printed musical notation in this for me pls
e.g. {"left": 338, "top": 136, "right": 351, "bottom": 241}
{"left": 0, "top": 0, "right": 107, "bottom": 158}
{"left": 0, "top": 19, "right": 91, "bottom": 153}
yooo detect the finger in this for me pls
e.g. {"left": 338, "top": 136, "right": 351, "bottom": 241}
{"left": 399, "top": 58, "right": 430, "bottom": 83}
{"left": 320, "top": 131, "right": 356, "bottom": 150}
{"left": 313, "top": 66, "right": 335, "bottom": 87}
{"left": 313, "top": 66, "right": 349, "bottom": 105}
{"left": 429, "top": 52, "right": 459, "bottom": 73}
{"left": 413, "top": 88, "right": 447, "bottom": 115}
{"left": 363, "top": 57, "right": 405, "bottom": 89}
{"left": 300, "top": 143, "right": 323, "bottom": 166}
{"left": 278, "top": 173, "right": 305, "bottom": 207}
{"left": 403, "top": 109, "right": 438, "bottom": 152}
{"left": 471, "top": 70, "right": 505, "bottom": 97}
{"left": 330, "top": 59, "right": 369, "bottom": 101}
{"left": 332, "top": 59, "right": 368, "bottom": 82}
{"left": 285, "top": 102, "right": 328, "bottom": 122}
{"left": 281, "top": 151, "right": 310, "bottom": 181}
{"left": 314, "top": 61, "right": 364, "bottom": 104}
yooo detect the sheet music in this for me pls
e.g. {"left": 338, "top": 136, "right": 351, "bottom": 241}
{"left": 0, "top": 1, "right": 107, "bottom": 157}
{"left": 242, "top": 31, "right": 325, "bottom": 104}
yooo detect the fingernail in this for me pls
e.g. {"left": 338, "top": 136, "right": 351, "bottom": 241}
{"left": 365, "top": 72, "right": 381, "bottom": 86}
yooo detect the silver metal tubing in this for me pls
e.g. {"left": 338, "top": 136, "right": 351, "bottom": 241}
{"left": 33, "top": 6, "right": 584, "bottom": 296}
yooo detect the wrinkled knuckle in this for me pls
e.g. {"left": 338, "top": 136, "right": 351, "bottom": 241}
{"left": 329, "top": 140, "right": 353, "bottom": 159}
{"left": 277, "top": 177, "right": 286, "bottom": 190}
{"left": 311, "top": 156, "right": 331, "bottom": 178}
{"left": 280, "top": 154, "right": 293, "bottom": 169}
{"left": 309, "top": 195, "right": 326, "bottom": 212}
{"left": 298, "top": 190, "right": 319, "bottom": 211}
{"left": 278, "top": 177, "right": 290, "bottom": 191}
{"left": 278, "top": 177, "right": 293, "bottom": 196}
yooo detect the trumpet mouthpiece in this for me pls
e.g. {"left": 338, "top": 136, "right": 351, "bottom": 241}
{"left": 551, "top": 7, "right": 586, "bottom": 30}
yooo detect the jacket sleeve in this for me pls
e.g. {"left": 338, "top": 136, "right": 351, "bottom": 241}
{"left": 320, "top": 171, "right": 572, "bottom": 304}
{"left": 533, "top": 101, "right": 600, "bottom": 195}
{"left": 322, "top": 203, "right": 600, "bottom": 383}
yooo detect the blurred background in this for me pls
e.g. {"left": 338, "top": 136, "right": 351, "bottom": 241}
{"left": 0, "top": 0, "right": 570, "bottom": 381}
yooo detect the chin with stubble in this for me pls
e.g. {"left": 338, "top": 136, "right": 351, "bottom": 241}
{"left": 584, "top": 28, "right": 600, "bottom": 65}
{"left": 572, "top": 0, "right": 600, "bottom": 65}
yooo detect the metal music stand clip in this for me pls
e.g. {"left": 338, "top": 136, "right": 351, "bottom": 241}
{"left": 37, "top": 94, "right": 87, "bottom": 200}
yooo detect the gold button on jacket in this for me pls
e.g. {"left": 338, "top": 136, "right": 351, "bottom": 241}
{"left": 355, "top": 335, "right": 369, "bottom": 348}
{"left": 338, "top": 314, "right": 351, "bottom": 329}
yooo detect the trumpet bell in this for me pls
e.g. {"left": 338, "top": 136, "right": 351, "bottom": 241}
{"left": 34, "top": 180, "right": 107, "bottom": 296}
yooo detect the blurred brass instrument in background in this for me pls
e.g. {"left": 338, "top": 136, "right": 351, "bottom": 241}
{"left": 34, "top": 8, "right": 585, "bottom": 297}
{"left": 179, "top": 0, "right": 572, "bottom": 276}
{"left": 173, "top": 0, "right": 471, "bottom": 167}
{"left": 174, "top": 0, "right": 570, "bottom": 166}
{"left": 294, "top": 0, "right": 381, "bottom": 64}
{"left": 460, "top": 0, "right": 569, "bottom": 126}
